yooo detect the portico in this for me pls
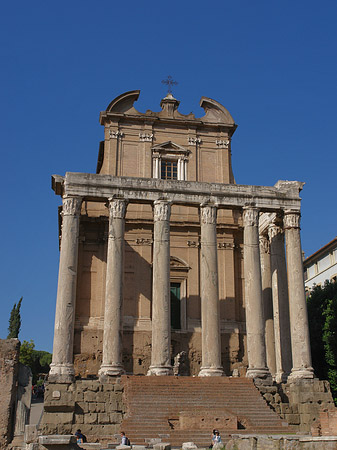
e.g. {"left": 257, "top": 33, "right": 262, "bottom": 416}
{"left": 50, "top": 172, "right": 313, "bottom": 382}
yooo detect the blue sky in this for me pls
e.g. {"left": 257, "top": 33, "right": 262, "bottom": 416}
{"left": 1, "top": 1, "right": 336, "bottom": 353}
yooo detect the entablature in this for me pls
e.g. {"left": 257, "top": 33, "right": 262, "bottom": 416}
{"left": 52, "top": 172, "right": 304, "bottom": 213}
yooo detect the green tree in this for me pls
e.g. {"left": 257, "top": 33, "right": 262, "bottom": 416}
{"left": 322, "top": 295, "right": 337, "bottom": 402}
{"left": 19, "top": 340, "right": 52, "bottom": 384}
{"left": 19, "top": 339, "right": 35, "bottom": 366}
{"left": 307, "top": 279, "right": 337, "bottom": 401}
{"left": 7, "top": 297, "right": 23, "bottom": 338}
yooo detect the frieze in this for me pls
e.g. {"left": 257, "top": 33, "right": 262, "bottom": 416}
{"left": 200, "top": 205, "right": 217, "bottom": 224}
{"left": 243, "top": 207, "right": 259, "bottom": 227}
{"left": 188, "top": 137, "right": 202, "bottom": 145}
{"left": 109, "top": 130, "right": 124, "bottom": 139}
{"left": 187, "top": 240, "right": 200, "bottom": 248}
{"left": 108, "top": 198, "right": 128, "bottom": 219}
{"left": 139, "top": 133, "right": 153, "bottom": 142}
{"left": 136, "top": 238, "right": 152, "bottom": 245}
{"left": 153, "top": 201, "right": 171, "bottom": 222}
{"left": 62, "top": 196, "right": 82, "bottom": 216}
{"left": 216, "top": 139, "right": 229, "bottom": 148}
{"left": 218, "top": 242, "right": 235, "bottom": 250}
{"left": 284, "top": 211, "right": 301, "bottom": 229}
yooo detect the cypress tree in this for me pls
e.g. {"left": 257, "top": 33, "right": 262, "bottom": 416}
{"left": 7, "top": 297, "right": 23, "bottom": 339}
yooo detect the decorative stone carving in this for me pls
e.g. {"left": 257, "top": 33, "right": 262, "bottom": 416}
{"left": 153, "top": 200, "right": 171, "bottom": 222}
{"left": 243, "top": 207, "right": 259, "bottom": 227}
{"left": 215, "top": 139, "right": 229, "bottom": 148}
{"left": 284, "top": 211, "right": 300, "bottom": 229}
{"left": 200, "top": 204, "right": 217, "bottom": 224}
{"left": 268, "top": 223, "right": 283, "bottom": 240}
{"left": 218, "top": 242, "right": 235, "bottom": 249}
{"left": 62, "top": 196, "right": 82, "bottom": 216}
{"left": 108, "top": 198, "right": 128, "bottom": 219}
{"left": 187, "top": 240, "right": 199, "bottom": 248}
{"left": 139, "top": 133, "right": 153, "bottom": 142}
{"left": 136, "top": 238, "right": 152, "bottom": 245}
{"left": 109, "top": 130, "right": 124, "bottom": 139}
{"left": 188, "top": 137, "right": 202, "bottom": 145}
{"left": 259, "top": 235, "right": 270, "bottom": 254}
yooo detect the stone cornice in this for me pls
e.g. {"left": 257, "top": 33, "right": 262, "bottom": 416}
{"left": 52, "top": 173, "right": 303, "bottom": 212}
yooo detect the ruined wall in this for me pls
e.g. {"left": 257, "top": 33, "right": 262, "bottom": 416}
{"left": 40, "top": 379, "right": 123, "bottom": 445}
{"left": 0, "top": 338, "right": 20, "bottom": 448}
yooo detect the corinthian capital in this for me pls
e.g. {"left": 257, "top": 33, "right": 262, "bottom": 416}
{"left": 153, "top": 200, "right": 171, "bottom": 222}
{"left": 62, "top": 196, "right": 82, "bottom": 216}
{"left": 108, "top": 198, "right": 128, "bottom": 219}
{"left": 242, "top": 207, "right": 259, "bottom": 227}
{"left": 200, "top": 204, "right": 217, "bottom": 225}
{"left": 284, "top": 211, "right": 301, "bottom": 229}
{"left": 259, "top": 235, "right": 270, "bottom": 254}
{"left": 268, "top": 223, "right": 283, "bottom": 240}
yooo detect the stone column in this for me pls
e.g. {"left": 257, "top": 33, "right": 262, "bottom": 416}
{"left": 99, "top": 198, "right": 128, "bottom": 379}
{"left": 284, "top": 210, "right": 314, "bottom": 380}
{"left": 49, "top": 195, "right": 82, "bottom": 383}
{"left": 243, "top": 207, "right": 271, "bottom": 379}
{"left": 147, "top": 200, "right": 173, "bottom": 376}
{"left": 259, "top": 234, "right": 276, "bottom": 377}
{"left": 199, "top": 204, "right": 223, "bottom": 376}
{"left": 268, "top": 220, "right": 292, "bottom": 382}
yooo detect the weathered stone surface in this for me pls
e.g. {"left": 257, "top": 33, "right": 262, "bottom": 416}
{"left": 182, "top": 442, "right": 198, "bottom": 450}
{"left": 0, "top": 338, "right": 20, "bottom": 448}
{"left": 153, "top": 443, "right": 171, "bottom": 450}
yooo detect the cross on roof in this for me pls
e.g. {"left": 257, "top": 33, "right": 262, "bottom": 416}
{"left": 162, "top": 75, "right": 178, "bottom": 94}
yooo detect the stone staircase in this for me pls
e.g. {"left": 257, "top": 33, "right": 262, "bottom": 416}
{"left": 120, "top": 376, "right": 292, "bottom": 447}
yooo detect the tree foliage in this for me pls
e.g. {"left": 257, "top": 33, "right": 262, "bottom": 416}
{"left": 7, "top": 297, "right": 23, "bottom": 338}
{"left": 19, "top": 339, "right": 52, "bottom": 384}
{"left": 307, "top": 279, "right": 337, "bottom": 401}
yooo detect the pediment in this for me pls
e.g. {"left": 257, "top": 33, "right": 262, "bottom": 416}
{"left": 170, "top": 256, "right": 190, "bottom": 271}
{"left": 152, "top": 141, "right": 190, "bottom": 155}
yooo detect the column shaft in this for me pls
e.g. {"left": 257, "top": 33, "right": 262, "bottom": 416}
{"left": 243, "top": 207, "right": 271, "bottom": 379}
{"left": 259, "top": 235, "right": 276, "bottom": 377}
{"left": 284, "top": 211, "right": 314, "bottom": 380}
{"left": 99, "top": 198, "right": 128, "bottom": 378}
{"left": 148, "top": 200, "right": 173, "bottom": 376}
{"left": 199, "top": 204, "right": 223, "bottom": 376}
{"left": 269, "top": 222, "right": 292, "bottom": 382}
{"left": 49, "top": 195, "right": 82, "bottom": 383}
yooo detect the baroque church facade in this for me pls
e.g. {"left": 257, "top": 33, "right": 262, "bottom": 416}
{"left": 49, "top": 90, "right": 314, "bottom": 383}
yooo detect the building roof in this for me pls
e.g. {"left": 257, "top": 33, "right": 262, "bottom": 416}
{"left": 303, "top": 236, "right": 337, "bottom": 267}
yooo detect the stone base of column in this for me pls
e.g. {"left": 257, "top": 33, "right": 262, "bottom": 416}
{"left": 147, "top": 365, "right": 173, "bottom": 376}
{"left": 98, "top": 364, "right": 125, "bottom": 379}
{"left": 275, "top": 371, "right": 289, "bottom": 383}
{"left": 287, "top": 366, "right": 315, "bottom": 382}
{"left": 246, "top": 367, "right": 272, "bottom": 381}
{"left": 198, "top": 366, "right": 224, "bottom": 377}
{"left": 48, "top": 363, "right": 75, "bottom": 383}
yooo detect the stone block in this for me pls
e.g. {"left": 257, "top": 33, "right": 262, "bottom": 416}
{"left": 98, "top": 412, "right": 110, "bottom": 424}
{"left": 24, "top": 424, "right": 38, "bottom": 444}
{"left": 131, "top": 446, "right": 147, "bottom": 450}
{"left": 84, "top": 413, "right": 98, "bottom": 424}
{"left": 263, "top": 393, "right": 274, "bottom": 403}
{"left": 74, "top": 390, "right": 84, "bottom": 402}
{"left": 116, "top": 446, "right": 131, "bottom": 450}
{"left": 182, "top": 443, "right": 198, "bottom": 450}
{"left": 107, "top": 397, "right": 120, "bottom": 410}
{"left": 76, "top": 402, "right": 89, "bottom": 414}
{"left": 42, "top": 412, "right": 74, "bottom": 425}
{"left": 280, "top": 403, "right": 297, "bottom": 414}
{"left": 153, "top": 443, "right": 171, "bottom": 450}
{"left": 89, "top": 402, "right": 105, "bottom": 413}
{"left": 284, "top": 413, "right": 300, "bottom": 425}
{"left": 110, "top": 412, "right": 123, "bottom": 423}
{"left": 26, "top": 444, "right": 40, "bottom": 450}
{"left": 74, "top": 414, "right": 84, "bottom": 424}
{"left": 44, "top": 390, "right": 75, "bottom": 412}
{"left": 39, "top": 434, "right": 77, "bottom": 449}
{"left": 301, "top": 413, "right": 315, "bottom": 425}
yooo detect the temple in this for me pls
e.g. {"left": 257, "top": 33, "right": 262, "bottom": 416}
{"left": 49, "top": 90, "right": 314, "bottom": 383}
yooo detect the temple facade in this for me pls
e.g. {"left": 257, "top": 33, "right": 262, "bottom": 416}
{"left": 49, "top": 90, "right": 314, "bottom": 383}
